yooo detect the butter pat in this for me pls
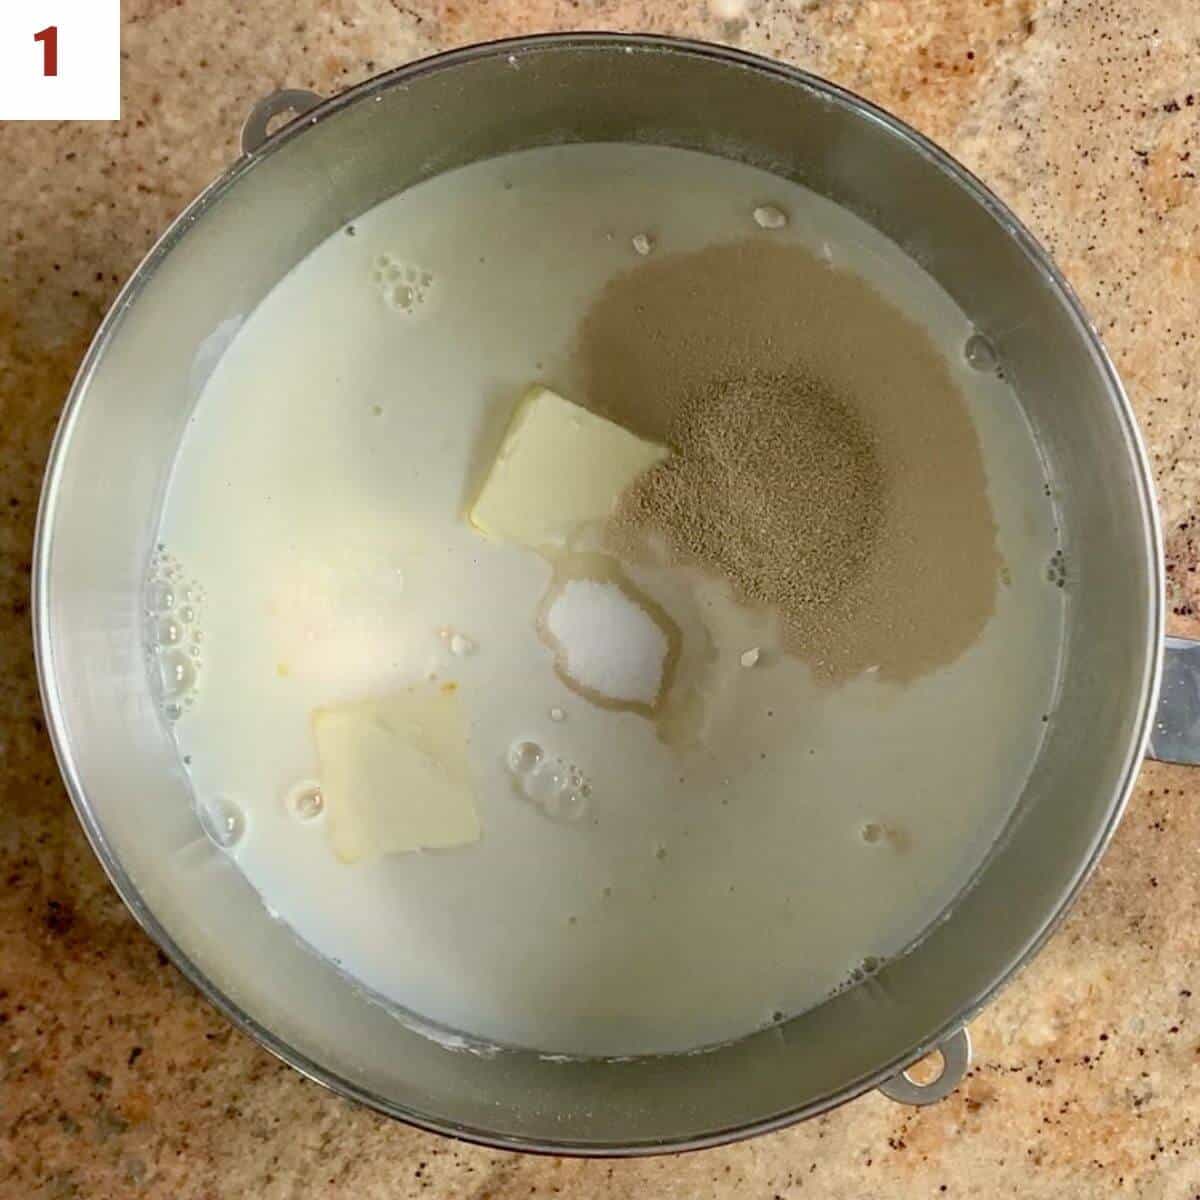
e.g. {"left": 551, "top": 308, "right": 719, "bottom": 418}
{"left": 312, "top": 684, "right": 480, "bottom": 863}
{"left": 469, "top": 386, "right": 668, "bottom": 548}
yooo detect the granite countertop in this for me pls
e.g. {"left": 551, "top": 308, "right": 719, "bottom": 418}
{"left": 4, "top": 1, "right": 1199, "bottom": 1195}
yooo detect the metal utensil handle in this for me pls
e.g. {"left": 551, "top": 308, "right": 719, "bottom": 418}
{"left": 1148, "top": 636, "right": 1200, "bottom": 764}
{"left": 878, "top": 1026, "right": 972, "bottom": 1106}
{"left": 241, "top": 89, "right": 323, "bottom": 156}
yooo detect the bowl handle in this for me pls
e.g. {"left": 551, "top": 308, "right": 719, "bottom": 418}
{"left": 241, "top": 88, "right": 323, "bottom": 156}
{"left": 877, "top": 1026, "right": 972, "bottom": 1106}
{"left": 1148, "top": 636, "right": 1200, "bottom": 763}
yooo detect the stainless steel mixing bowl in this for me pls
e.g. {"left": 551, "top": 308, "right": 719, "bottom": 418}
{"left": 34, "top": 34, "right": 1183, "bottom": 1153}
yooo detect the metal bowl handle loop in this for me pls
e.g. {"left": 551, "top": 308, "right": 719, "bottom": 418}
{"left": 241, "top": 89, "right": 324, "bottom": 156}
{"left": 878, "top": 1027, "right": 972, "bottom": 1106}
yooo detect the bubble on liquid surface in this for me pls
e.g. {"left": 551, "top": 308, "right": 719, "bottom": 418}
{"left": 558, "top": 789, "right": 588, "bottom": 821}
{"left": 507, "top": 740, "right": 544, "bottom": 775}
{"left": 158, "top": 650, "right": 196, "bottom": 698}
{"left": 197, "top": 793, "right": 246, "bottom": 849}
{"left": 286, "top": 781, "right": 324, "bottom": 821}
{"left": 449, "top": 633, "right": 475, "bottom": 656}
{"left": 524, "top": 762, "right": 566, "bottom": 803}
{"left": 753, "top": 204, "right": 788, "bottom": 230}
{"left": 844, "top": 954, "right": 884, "bottom": 988}
{"left": 148, "top": 581, "right": 175, "bottom": 613}
{"left": 156, "top": 617, "right": 182, "bottom": 646}
{"left": 963, "top": 332, "right": 998, "bottom": 372}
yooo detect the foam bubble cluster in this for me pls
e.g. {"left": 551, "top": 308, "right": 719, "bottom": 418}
{"left": 371, "top": 253, "right": 434, "bottom": 313}
{"left": 145, "top": 547, "right": 204, "bottom": 721}
{"left": 506, "top": 739, "right": 590, "bottom": 822}
{"left": 1046, "top": 548, "right": 1067, "bottom": 588}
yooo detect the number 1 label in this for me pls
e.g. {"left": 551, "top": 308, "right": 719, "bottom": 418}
{"left": 34, "top": 25, "right": 57, "bottom": 76}
{"left": 1, "top": 1, "right": 118, "bottom": 119}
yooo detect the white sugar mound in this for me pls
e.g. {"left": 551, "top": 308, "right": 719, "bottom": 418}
{"left": 544, "top": 580, "right": 667, "bottom": 706}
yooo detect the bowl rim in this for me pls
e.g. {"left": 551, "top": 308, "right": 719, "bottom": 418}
{"left": 32, "top": 31, "right": 1164, "bottom": 1156}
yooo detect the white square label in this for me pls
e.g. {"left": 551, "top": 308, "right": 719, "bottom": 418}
{"left": 0, "top": 0, "right": 120, "bottom": 120}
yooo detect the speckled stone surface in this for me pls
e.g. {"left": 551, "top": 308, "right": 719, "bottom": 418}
{"left": 4, "top": 2, "right": 1200, "bottom": 1195}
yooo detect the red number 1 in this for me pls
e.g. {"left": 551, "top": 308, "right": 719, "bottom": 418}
{"left": 34, "top": 25, "right": 58, "bottom": 77}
